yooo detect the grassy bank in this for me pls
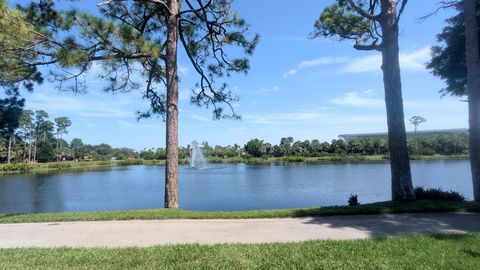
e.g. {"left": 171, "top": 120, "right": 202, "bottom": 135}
{"left": 0, "top": 159, "right": 167, "bottom": 174}
{"left": 0, "top": 200, "right": 478, "bottom": 224}
{"left": 1, "top": 233, "right": 479, "bottom": 269}
{"left": 0, "top": 154, "right": 469, "bottom": 173}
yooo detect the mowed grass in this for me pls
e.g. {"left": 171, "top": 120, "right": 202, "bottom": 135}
{"left": 0, "top": 233, "right": 479, "bottom": 269}
{"left": 0, "top": 200, "right": 479, "bottom": 224}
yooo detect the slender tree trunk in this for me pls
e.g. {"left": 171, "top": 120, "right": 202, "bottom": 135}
{"left": 7, "top": 135, "right": 12, "bottom": 164}
{"left": 465, "top": 0, "right": 480, "bottom": 201}
{"left": 28, "top": 132, "right": 32, "bottom": 163}
{"left": 380, "top": 0, "right": 415, "bottom": 201}
{"left": 56, "top": 134, "right": 59, "bottom": 162}
{"left": 164, "top": 0, "right": 180, "bottom": 208}
{"left": 23, "top": 139, "right": 27, "bottom": 161}
{"left": 33, "top": 141, "right": 37, "bottom": 163}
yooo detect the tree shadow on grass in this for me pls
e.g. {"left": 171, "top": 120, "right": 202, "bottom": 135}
{"left": 464, "top": 249, "right": 480, "bottom": 258}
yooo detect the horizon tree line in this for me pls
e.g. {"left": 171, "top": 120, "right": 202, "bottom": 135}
{"left": 0, "top": 106, "right": 72, "bottom": 163}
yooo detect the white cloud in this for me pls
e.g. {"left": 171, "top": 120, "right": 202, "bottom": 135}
{"left": 341, "top": 47, "right": 431, "bottom": 73}
{"left": 340, "top": 55, "right": 381, "bottom": 73}
{"left": 283, "top": 57, "right": 351, "bottom": 77}
{"left": 243, "top": 109, "right": 386, "bottom": 127}
{"left": 255, "top": 85, "right": 280, "bottom": 94}
{"left": 332, "top": 89, "right": 384, "bottom": 109}
{"left": 190, "top": 114, "right": 212, "bottom": 122}
{"left": 244, "top": 111, "right": 325, "bottom": 124}
{"left": 284, "top": 47, "right": 431, "bottom": 76}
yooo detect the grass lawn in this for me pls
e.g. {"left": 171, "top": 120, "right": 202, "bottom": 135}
{"left": 0, "top": 233, "right": 479, "bottom": 269}
{"left": 0, "top": 200, "right": 479, "bottom": 224}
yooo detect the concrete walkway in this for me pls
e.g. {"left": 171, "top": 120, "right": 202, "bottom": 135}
{"left": 1, "top": 212, "right": 479, "bottom": 248}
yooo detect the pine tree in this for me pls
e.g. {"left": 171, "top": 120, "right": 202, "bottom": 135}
{"left": 18, "top": 0, "right": 258, "bottom": 208}
{"left": 312, "top": 0, "right": 415, "bottom": 201}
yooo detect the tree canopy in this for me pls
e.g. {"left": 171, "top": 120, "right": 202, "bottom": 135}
{"left": 426, "top": 0, "right": 480, "bottom": 97}
{"left": 0, "top": 0, "right": 43, "bottom": 93}
{"left": 16, "top": 0, "right": 259, "bottom": 119}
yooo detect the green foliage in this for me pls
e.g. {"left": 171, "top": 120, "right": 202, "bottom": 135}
{"left": 0, "top": 0, "right": 43, "bottom": 92}
{"left": 46, "top": 162, "right": 72, "bottom": 169}
{"left": 414, "top": 187, "right": 466, "bottom": 202}
{"left": 36, "top": 141, "right": 55, "bottom": 162}
{"left": 311, "top": 1, "right": 371, "bottom": 42}
{"left": 117, "top": 160, "right": 144, "bottom": 166}
{"left": 407, "top": 134, "right": 469, "bottom": 156}
{"left": 348, "top": 194, "right": 360, "bottom": 206}
{"left": 15, "top": 0, "right": 259, "bottom": 119}
{"left": 0, "top": 162, "right": 33, "bottom": 172}
{"left": 281, "top": 156, "right": 306, "bottom": 162}
{"left": 0, "top": 94, "right": 25, "bottom": 138}
{"left": 244, "top": 139, "right": 267, "bottom": 157}
{"left": 54, "top": 117, "right": 71, "bottom": 137}
{"left": 427, "top": 1, "right": 480, "bottom": 97}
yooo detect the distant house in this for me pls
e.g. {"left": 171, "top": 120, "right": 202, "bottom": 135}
{"left": 82, "top": 155, "right": 93, "bottom": 161}
{"left": 339, "top": 128, "right": 468, "bottom": 142}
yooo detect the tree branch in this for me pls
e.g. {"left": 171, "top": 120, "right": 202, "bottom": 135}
{"left": 347, "top": 0, "right": 380, "bottom": 21}
{"left": 396, "top": 0, "right": 408, "bottom": 23}
{"left": 354, "top": 42, "right": 382, "bottom": 51}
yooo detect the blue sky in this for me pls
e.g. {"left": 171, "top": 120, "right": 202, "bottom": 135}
{"left": 13, "top": 1, "right": 467, "bottom": 150}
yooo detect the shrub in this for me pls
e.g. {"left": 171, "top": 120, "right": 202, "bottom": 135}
{"left": 282, "top": 156, "right": 306, "bottom": 162}
{"left": 117, "top": 160, "right": 144, "bottom": 166}
{"left": 0, "top": 163, "right": 33, "bottom": 172}
{"left": 47, "top": 163, "right": 73, "bottom": 169}
{"left": 97, "top": 161, "right": 111, "bottom": 166}
{"left": 414, "top": 186, "right": 465, "bottom": 201}
{"left": 348, "top": 194, "right": 360, "bottom": 206}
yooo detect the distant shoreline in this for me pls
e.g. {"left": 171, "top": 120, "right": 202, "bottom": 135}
{"left": 0, "top": 154, "right": 469, "bottom": 174}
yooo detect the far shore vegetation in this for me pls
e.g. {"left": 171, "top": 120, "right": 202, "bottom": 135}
{"left": 0, "top": 116, "right": 470, "bottom": 174}
{"left": 0, "top": 154, "right": 470, "bottom": 174}
{"left": 0, "top": 200, "right": 478, "bottom": 224}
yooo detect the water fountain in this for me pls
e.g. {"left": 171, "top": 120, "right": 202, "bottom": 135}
{"left": 189, "top": 141, "right": 209, "bottom": 169}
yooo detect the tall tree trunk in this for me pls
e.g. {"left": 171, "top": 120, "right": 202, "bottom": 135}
{"left": 22, "top": 137, "right": 27, "bottom": 161}
{"left": 164, "top": 0, "right": 180, "bottom": 208}
{"left": 7, "top": 135, "right": 12, "bottom": 164}
{"left": 28, "top": 132, "right": 32, "bottom": 163}
{"left": 56, "top": 135, "right": 59, "bottom": 162}
{"left": 33, "top": 141, "right": 36, "bottom": 163}
{"left": 465, "top": 0, "right": 480, "bottom": 201}
{"left": 380, "top": 0, "right": 415, "bottom": 201}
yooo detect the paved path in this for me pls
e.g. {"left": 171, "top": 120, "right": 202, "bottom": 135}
{"left": 1, "top": 212, "right": 479, "bottom": 248}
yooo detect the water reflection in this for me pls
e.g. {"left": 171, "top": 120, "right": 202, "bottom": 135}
{"left": 0, "top": 160, "right": 473, "bottom": 213}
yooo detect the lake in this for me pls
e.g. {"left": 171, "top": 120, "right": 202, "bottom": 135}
{"left": 0, "top": 160, "right": 472, "bottom": 213}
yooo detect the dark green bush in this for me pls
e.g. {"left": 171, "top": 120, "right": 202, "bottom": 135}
{"left": 0, "top": 163, "right": 33, "bottom": 172}
{"left": 47, "top": 163, "right": 73, "bottom": 169}
{"left": 117, "top": 160, "right": 144, "bottom": 166}
{"left": 282, "top": 156, "right": 306, "bottom": 162}
{"left": 414, "top": 186, "right": 465, "bottom": 201}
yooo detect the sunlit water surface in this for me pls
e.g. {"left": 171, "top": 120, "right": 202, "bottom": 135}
{"left": 0, "top": 160, "right": 472, "bottom": 213}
